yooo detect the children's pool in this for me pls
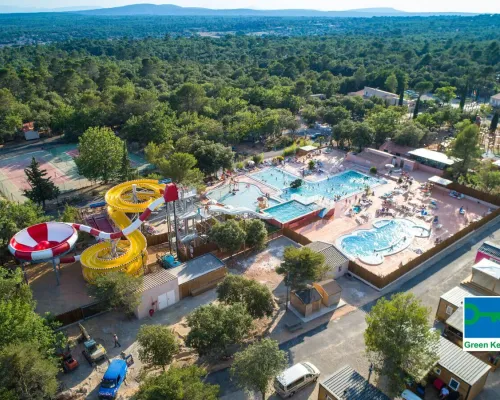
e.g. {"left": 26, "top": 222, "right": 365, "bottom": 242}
{"left": 336, "top": 219, "right": 430, "bottom": 265}
{"left": 206, "top": 183, "right": 280, "bottom": 210}
{"left": 264, "top": 200, "right": 319, "bottom": 223}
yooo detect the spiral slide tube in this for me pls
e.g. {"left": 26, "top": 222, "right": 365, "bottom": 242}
{"left": 74, "top": 180, "right": 174, "bottom": 282}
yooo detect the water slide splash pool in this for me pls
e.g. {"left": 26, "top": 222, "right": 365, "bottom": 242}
{"left": 336, "top": 219, "right": 430, "bottom": 265}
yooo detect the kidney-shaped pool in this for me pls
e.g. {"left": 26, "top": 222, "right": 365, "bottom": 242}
{"left": 336, "top": 219, "right": 430, "bottom": 265}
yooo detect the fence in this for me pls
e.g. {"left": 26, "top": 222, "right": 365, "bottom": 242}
{"left": 447, "top": 181, "right": 500, "bottom": 206}
{"left": 146, "top": 232, "right": 170, "bottom": 247}
{"left": 54, "top": 300, "right": 108, "bottom": 328}
{"left": 348, "top": 207, "right": 500, "bottom": 289}
{"left": 282, "top": 227, "right": 312, "bottom": 245}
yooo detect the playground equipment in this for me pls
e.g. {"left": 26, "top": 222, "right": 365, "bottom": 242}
{"left": 9, "top": 178, "right": 272, "bottom": 284}
{"left": 156, "top": 253, "right": 182, "bottom": 269}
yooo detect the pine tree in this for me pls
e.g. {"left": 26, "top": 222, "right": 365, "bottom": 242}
{"left": 23, "top": 157, "right": 60, "bottom": 208}
{"left": 490, "top": 111, "right": 499, "bottom": 133}
{"left": 119, "top": 141, "right": 135, "bottom": 182}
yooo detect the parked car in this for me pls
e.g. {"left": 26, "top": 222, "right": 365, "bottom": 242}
{"left": 274, "top": 362, "right": 320, "bottom": 398}
{"left": 98, "top": 359, "right": 128, "bottom": 399}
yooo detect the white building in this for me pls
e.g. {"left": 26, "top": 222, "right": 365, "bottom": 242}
{"left": 363, "top": 86, "right": 400, "bottom": 106}
{"left": 490, "top": 93, "right": 500, "bottom": 108}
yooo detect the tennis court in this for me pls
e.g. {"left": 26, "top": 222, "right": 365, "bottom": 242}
{"left": 0, "top": 144, "right": 150, "bottom": 202}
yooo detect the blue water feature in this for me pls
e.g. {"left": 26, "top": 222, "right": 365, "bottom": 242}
{"left": 264, "top": 200, "right": 319, "bottom": 223}
{"left": 281, "top": 170, "right": 383, "bottom": 201}
{"left": 337, "top": 219, "right": 427, "bottom": 260}
{"left": 251, "top": 168, "right": 300, "bottom": 190}
{"left": 206, "top": 183, "right": 280, "bottom": 210}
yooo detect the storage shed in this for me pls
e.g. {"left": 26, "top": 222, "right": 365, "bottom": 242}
{"left": 290, "top": 286, "right": 322, "bottom": 317}
{"left": 435, "top": 286, "right": 477, "bottom": 322}
{"left": 318, "top": 365, "right": 390, "bottom": 400}
{"left": 297, "top": 145, "right": 317, "bottom": 157}
{"left": 444, "top": 306, "right": 464, "bottom": 346}
{"left": 169, "top": 253, "right": 226, "bottom": 299}
{"left": 431, "top": 337, "right": 491, "bottom": 400}
{"left": 305, "top": 241, "right": 349, "bottom": 279}
{"left": 135, "top": 269, "right": 179, "bottom": 319}
{"left": 471, "top": 258, "right": 500, "bottom": 295}
{"left": 313, "top": 279, "right": 341, "bottom": 307}
{"left": 22, "top": 121, "right": 39, "bottom": 141}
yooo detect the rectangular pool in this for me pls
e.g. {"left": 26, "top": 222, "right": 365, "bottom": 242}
{"left": 264, "top": 200, "right": 319, "bottom": 223}
{"left": 207, "top": 182, "right": 280, "bottom": 210}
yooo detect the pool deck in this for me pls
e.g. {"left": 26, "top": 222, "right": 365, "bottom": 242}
{"left": 297, "top": 171, "right": 492, "bottom": 277}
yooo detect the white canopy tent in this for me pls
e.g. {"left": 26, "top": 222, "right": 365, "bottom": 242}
{"left": 472, "top": 258, "right": 500, "bottom": 294}
{"left": 428, "top": 175, "right": 453, "bottom": 187}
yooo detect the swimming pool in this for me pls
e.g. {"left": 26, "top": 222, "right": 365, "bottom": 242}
{"left": 251, "top": 168, "right": 300, "bottom": 190}
{"left": 281, "top": 170, "right": 383, "bottom": 201}
{"left": 206, "top": 183, "right": 280, "bottom": 210}
{"left": 264, "top": 200, "right": 319, "bottom": 223}
{"left": 336, "top": 219, "right": 430, "bottom": 265}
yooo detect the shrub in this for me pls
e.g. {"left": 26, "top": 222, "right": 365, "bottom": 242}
{"left": 308, "top": 160, "right": 315, "bottom": 170}
{"left": 370, "top": 166, "right": 377, "bottom": 174}
{"left": 252, "top": 153, "right": 264, "bottom": 165}
{"left": 282, "top": 143, "right": 297, "bottom": 157}
{"left": 235, "top": 161, "right": 244, "bottom": 169}
{"left": 289, "top": 178, "right": 303, "bottom": 189}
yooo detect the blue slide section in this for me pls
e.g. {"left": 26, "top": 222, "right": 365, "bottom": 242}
{"left": 319, "top": 208, "right": 328, "bottom": 218}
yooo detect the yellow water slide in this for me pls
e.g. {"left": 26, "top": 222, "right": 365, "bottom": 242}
{"left": 80, "top": 179, "right": 164, "bottom": 282}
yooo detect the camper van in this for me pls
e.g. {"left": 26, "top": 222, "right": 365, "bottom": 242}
{"left": 274, "top": 362, "right": 320, "bottom": 398}
{"left": 98, "top": 359, "right": 128, "bottom": 399}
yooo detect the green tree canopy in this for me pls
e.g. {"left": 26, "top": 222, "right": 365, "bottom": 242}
{"left": 231, "top": 339, "right": 288, "bottom": 400}
{"left": 209, "top": 220, "right": 246, "bottom": 254}
{"left": 0, "top": 342, "right": 59, "bottom": 400}
{"left": 134, "top": 365, "right": 219, "bottom": 400}
{"left": 216, "top": 274, "right": 275, "bottom": 319}
{"left": 0, "top": 267, "right": 65, "bottom": 358}
{"left": 384, "top": 73, "right": 398, "bottom": 93}
{"left": 186, "top": 303, "right": 253, "bottom": 357}
{"left": 434, "top": 86, "right": 457, "bottom": 104}
{"left": 364, "top": 292, "right": 439, "bottom": 396}
{"left": 137, "top": 325, "right": 179, "bottom": 370}
{"left": 351, "top": 121, "right": 374, "bottom": 152}
{"left": 241, "top": 219, "right": 268, "bottom": 250}
{"left": 88, "top": 271, "right": 142, "bottom": 315}
{"left": 23, "top": 157, "right": 60, "bottom": 208}
{"left": 447, "top": 123, "right": 482, "bottom": 178}
{"left": 276, "top": 246, "right": 326, "bottom": 290}
{"left": 75, "top": 126, "right": 125, "bottom": 183}
{"left": 394, "top": 122, "right": 426, "bottom": 147}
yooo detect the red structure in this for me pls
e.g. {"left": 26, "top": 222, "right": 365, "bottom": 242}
{"left": 475, "top": 241, "right": 500, "bottom": 264}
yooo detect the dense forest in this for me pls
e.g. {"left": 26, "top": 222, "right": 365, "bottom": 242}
{"left": 0, "top": 15, "right": 499, "bottom": 166}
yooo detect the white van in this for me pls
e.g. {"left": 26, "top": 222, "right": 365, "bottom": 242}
{"left": 274, "top": 362, "right": 320, "bottom": 398}
{"left": 401, "top": 389, "right": 423, "bottom": 400}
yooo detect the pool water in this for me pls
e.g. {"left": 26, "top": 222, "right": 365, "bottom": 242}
{"left": 336, "top": 219, "right": 429, "bottom": 264}
{"left": 281, "top": 170, "right": 383, "bottom": 201}
{"left": 251, "top": 168, "right": 299, "bottom": 190}
{"left": 264, "top": 200, "right": 319, "bottom": 223}
{"left": 207, "top": 183, "right": 280, "bottom": 210}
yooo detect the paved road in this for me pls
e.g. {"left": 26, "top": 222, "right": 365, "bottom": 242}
{"left": 208, "top": 219, "right": 500, "bottom": 400}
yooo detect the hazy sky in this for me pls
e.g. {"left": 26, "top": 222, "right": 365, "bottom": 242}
{"left": 7, "top": 0, "right": 500, "bottom": 13}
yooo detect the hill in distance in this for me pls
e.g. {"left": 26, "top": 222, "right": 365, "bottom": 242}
{"left": 76, "top": 4, "right": 477, "bottom": 17}
{"left": 0, "top": 5, "right": 100, "bottom": 13}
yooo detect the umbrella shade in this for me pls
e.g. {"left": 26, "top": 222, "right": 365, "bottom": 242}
{"left": 385, "top": 164, "right": 394, "bottom": 169}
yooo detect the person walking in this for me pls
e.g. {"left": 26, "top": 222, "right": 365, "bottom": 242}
{"left": 113, "top": 333, "right": 121, "bottom": 348}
